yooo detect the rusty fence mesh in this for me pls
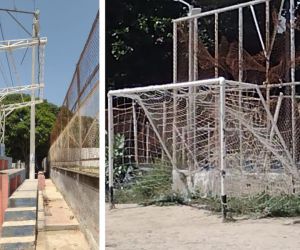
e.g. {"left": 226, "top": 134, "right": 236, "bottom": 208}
{"left": 48, "top": 12, "right": 99, "bottom": 175}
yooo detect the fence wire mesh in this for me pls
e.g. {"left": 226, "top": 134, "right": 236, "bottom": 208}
{"left": 49, "top": 12, "right": 99, "bottom": 176}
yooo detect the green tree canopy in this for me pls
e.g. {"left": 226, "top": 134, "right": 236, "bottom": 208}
{"left": 3, "top": 94, "right": 59, "bottom": 168}
{"left": 107, "top": 0, "right": 300, "bottom": 92}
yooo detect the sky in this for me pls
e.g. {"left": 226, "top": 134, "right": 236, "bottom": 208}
{"left": 0, "top": 0, "right": 99, "bottom": 106}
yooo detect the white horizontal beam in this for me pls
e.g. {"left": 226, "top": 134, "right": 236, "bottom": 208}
{"left": 2, "top": 99, "right": 43, "bottom": 116}
{"left": 0, "top": 37, "right": 47, "bottom": 52}
{"left": 0, "top": 84, "right": 44, "bottom": 102}
{"left": 0, "top": 83, "right": 44, "bottom": 95}
{"left": 108, "top": 78, "right": 263, "bottom": 97}
{"left": 108, "top": 78, "right": 221, "bottom": 96}
{"left": 173, "top": 0, "right": 267, "bottom": 22}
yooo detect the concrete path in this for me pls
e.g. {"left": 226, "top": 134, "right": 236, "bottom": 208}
{"left": 0, "top": 179, "right": 38, "bottom": 250}
{"left": 36, "top": 179, "right": 90, "bottom": 250}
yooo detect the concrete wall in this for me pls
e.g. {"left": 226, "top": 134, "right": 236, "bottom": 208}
{"left": 172, "top": 168, "right": 298, "bottom": 198}
{"left": 0, "top": 168, "right": 26, "bottom": 226}
{"left": 50, "top": 167, "right": 99, "bottom": 250}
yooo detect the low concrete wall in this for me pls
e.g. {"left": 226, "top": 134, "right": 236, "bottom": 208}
{"left": 50, "top": 166, "right": 99, "bottom": 250}
{"left": 0, "top": 168, "right": 26, "bottom": 226}
{"left": 172, "top": 168, "right": 298, "bottom": 198}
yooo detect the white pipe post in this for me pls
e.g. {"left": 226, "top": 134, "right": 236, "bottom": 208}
{"left": 182, "top": 127, "right": 186, "bottom": 164}
{"left": 173, "top": 21, "right": 177, "bottom": 170}
{"left": 238, "top": 7, "right": 243, "bottom": 168}
{"left": 193, "top": 18, "right": 198, "bottom": 81}
{"left": 290, "top": 0, "right": 296, "bottom": 162}
{"left": 208, "top": 123, "right": 210, "bottom": 163}
{"left": 265, "top": 0, "right": 270, "bottom": 82}
{"left": 146, "top": 122, "right": 149, "bottom": 163}
{"left": 172, "top": 92, "right": 177, "bottom": 169}
{"left": 162, "top": 101, "right": 166, "bottom": 160}
{"left": 250, "top": 5, "right": 267, "bottom": 57}
{"left": 266, "top": 0, "right": 271, "bottom": 135}
{"left": 29, "top": 13, "right": 37, "bottom": 180}
{"left": 219, "top": 77, "right": 227, "bottom": 221}
{"left": 193, "top": 17, "right": 198, "bottom": 164}
{"left": 188, "top": 18, "right": 194, "bottom": 171}
{"left": 108, "top": 94, "right": 115, "bottom": 208}
{"left": 173, "top": 21, "right": 177, "bottom": 83}
{"left": 188, "top": 19, "right": 193, "bottom": 82}
{"left": 215, "top": 13, "right": 219, "bottom": 77}
{"left": 132, "top": 101, "right": 139, "bottom": 165}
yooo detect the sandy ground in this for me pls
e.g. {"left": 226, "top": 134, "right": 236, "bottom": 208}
{"left": 106, "top": 204, "right": 300, "bottom": 250}
{"left": 36, "top": 230, "right": 90, "bottom": 250}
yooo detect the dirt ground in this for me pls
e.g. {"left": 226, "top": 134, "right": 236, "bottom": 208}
{"left": 36, "top": 230, "right": 90, "bottom": 250}
{"left": 106, "top": 204, "right": 300, "bottom": 250}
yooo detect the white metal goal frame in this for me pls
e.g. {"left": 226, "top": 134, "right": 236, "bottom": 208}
{"left": 172, "top": 0, "right": 299, "bottom": 166}
{"left": 107, "top": 77, "right": 300, "bottom": 219}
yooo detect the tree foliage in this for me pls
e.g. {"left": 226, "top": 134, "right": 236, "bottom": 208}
{"left": 107, "top": 0, "right": 300, "bottom": 92}
{"left": 106, "top": 0, "right": 185, "bottom": 91}
{"left": 4, "top": 94, "right": 59, "bottom": 167}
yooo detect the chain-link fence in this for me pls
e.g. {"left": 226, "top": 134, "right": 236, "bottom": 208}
{"left": 48, "top": 12, "right": 99, "bottom": 176}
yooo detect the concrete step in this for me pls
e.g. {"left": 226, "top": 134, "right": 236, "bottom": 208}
{"left": 4, "top": 207, "right": 36, "bottom": 221}
{"left": 1, "top": 220, "right": 36, "bottom": 237}
{"left": 8, "top": 191, "right": 37, "bottom": 208}
{"left": 0, "top": 236, "right": 35, "bottom": 250}
{"left": 0, "top": 180, "right": 38, "bottom": 250}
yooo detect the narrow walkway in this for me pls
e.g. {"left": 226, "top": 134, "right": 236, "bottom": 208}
{"left": 36, "top": 179, "right": 90, "bottom": 250}
{"left": 0, "top": 179, "right": 38, "bottom": 250}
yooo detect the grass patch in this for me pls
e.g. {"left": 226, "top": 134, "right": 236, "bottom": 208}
{"left": 191, "top": 193, "right": 300, "bottom": 217}
{"left": 111, "top": 162, "right": 300, "bottom": 218}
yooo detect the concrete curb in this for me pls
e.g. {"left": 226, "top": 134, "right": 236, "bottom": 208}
{"left": 37, "top": 191, "right": 45, "bottom": 232}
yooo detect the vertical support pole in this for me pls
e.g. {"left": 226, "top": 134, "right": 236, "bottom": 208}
{"left": 77, "top": 67, "right": 82, "bottom": 167}
{"left": 30, "top": 13, "right": 38, "bottom": 180}
{"left": 188, "top": 19, "right": 193, "bottom": 82}
{"left": 214, "top": 14, "right": 219, "bottom": 164}
{"left": 265, "top": 0, "right": 270, "bottom": 83}
{"left": 290, "top": 0, "right": 296, "bottom": 162}
{"left": 146, "top": 122, "right": 149, "bottom": 164}
{"left": 66, "top": 99, "right": 70, "bottom": 163}
{"left": 132, "top": 101, "right": 139, "bottom": 165}
{"left": 188, "top": 18, "right": 194, "bottom": 171}
{"left": 173, "top": 22, "right": 177, "bottom": 170}
{"left": 219, "top": 77, "right": 227, "bottom": 221}
{"left": 173, "top": 91, "right": 177, "bottom": 169}
{"left": 193, "top": 18, "right": 198, "bottom": 162}
{"left": 208, "top": 125, "right": 211, "bottom": 163}
{"left": 215, "top": 13, "right": 219, "bottom": 77}
{"left": 162, "top": 101, "right": 166, "bottom": 161}
{"left": 182, "top": 127, "right": 186, "bottom": 164}
{"left": 108, "top": 94, "right": 114, "bottom": 208}
{"left": 238, "top": 7, "right": 243, "bottom": 168}
{"left": 173, "top": 21, "right": 177, "bottom": 84}
{"left": 266, "top": 0, "right": 271, "bottom": 137}
{"left": 193, "top": 18, "right": 198, "bottom": 81}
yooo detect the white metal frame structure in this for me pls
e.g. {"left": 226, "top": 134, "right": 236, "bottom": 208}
{"left": 107, "top": 0, "right": 300, "bottom": 220}
{"left": 170, "top": 0, "right": 299, "bottom": 218}
{"left": 0, "top": 9, "right": 47, "bottom": 179}
{"left": 108, "top": 78, "right": 300, "bottom": 219}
